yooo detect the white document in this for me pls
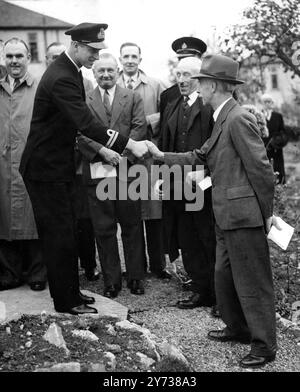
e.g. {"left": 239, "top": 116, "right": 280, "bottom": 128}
{"left": 186, "top": 170, "right": 205, "bottom": 184}
{"left": 198, "top": 176, "right": 212, "bottom": 191}
{"left": 267, "top": 217, "right": 294, "bottom": 251}
{"left": 90, "top": 162, "right": 117, "bottom": 179}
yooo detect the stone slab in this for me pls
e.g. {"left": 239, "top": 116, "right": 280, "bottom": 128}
{"left": 0, "top": 286, "right": 128, "bottom": 324}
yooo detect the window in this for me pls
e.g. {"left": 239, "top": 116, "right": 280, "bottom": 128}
{"left": 28, "top": 32, "right": 39, "bottom": 62}
{"left": 271, "top": 74, "right": 278, "bottom": 89}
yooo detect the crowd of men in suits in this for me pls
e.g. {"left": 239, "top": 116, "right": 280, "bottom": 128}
{"left": 0, "top": 21, "right": 287, "bottom": 368}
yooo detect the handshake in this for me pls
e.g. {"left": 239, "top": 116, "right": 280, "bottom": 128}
{"left": 104, "top": 139, "right": 165, "bottom": 166}
{"left": 127, "top": 139, "right": 165, "bottom": 160}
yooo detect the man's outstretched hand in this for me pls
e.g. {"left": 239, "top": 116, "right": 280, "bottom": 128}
{"left": 145, "top": 140, "right": 164, "bottom": 160}
{"left": 125, "top": 139, "right": 150, "bottom": 159}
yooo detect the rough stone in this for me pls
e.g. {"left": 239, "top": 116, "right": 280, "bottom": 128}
{"left": 35, "top": 362, "right": 81, "bottom": 372}
{"left": 0, "top": 302, "right": 6, "bottom": 324}
{"left": 106, "top": 324, "right": 117, "bottom": 336}
{"left": 71, "top": 329, "right": 99, "bottom": 342}
{"left": 103, "top": 352, "right": 116, "bottom": 371}
{"left": 136, "top": 352, "right": 156, "bottom": 370}
{"left": 88, "top": 363, "right": 106, "bottom": 372}
{"left": 141, "top": 333, "right": 161, "bottom": 361}
{"left": 115, "top": 320, "right": 150, "bottom": 335}
{"left": 0, "top": 286, "right": 128, "bottom": 323}
{"left": 158, "top": 341, "right": 189, "bottom": 367}
{"left": 278, "top": 316, "right": 296, "bottom": 330}
{"left": 43, "top": 322, "right": 69, "bottom": 356}
{"left": 105, "top": 343, "right": 122, "bottom": 353}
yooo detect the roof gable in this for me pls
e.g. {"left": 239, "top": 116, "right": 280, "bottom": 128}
{"left": 0, "top": 0, "right": 73, "bottom": 29}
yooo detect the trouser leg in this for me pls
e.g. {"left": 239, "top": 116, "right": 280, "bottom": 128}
{"left": 144, "top": 219, "right": 166, "bottom": 274}
{"left": 223, "top": 226, "right": 277, "bottom": 356}
{"left": 118, "top": 199, "right": 145, "bottom": 281}
{"left": 214, "top": 224, "right": 250, "bottom": 337}
{"left": 77, "top": 218, "right": 96, "bottom": 270}
{"left": 24, "top": 179, "right": 82, "bottom": 309}
{"left": 87, "top": 185, "right": 121, "bottom": 289}
{"left": 23, "top": 239, "right": 47, "bottom": 284}
{"left": 0, "top": 239, "right": 22, "bottom": 288}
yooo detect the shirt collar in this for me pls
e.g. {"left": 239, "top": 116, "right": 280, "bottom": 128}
{"left": 123, "top": 72, "right": 138, "bottom": 84}
{"left": 186, "top": 90, "right": 198, "bottom": 107}
{"left": 65, "top": 51, "right": 81, "bottom": 72}
{"left": 98, "top": 84, "right": 116, "bottom": 96}
{"left": 213, "top": 97, "right": 232, "bottom": 122}
{"left": 8, "top": 73, "right": 29, "bottom": 90}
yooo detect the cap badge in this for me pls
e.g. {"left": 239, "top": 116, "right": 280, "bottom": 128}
{"left": 181, "top": 42, "right": 187, "bottom": 49}
{"left": 97, "top": 28, "right": 105, "bottom": 39}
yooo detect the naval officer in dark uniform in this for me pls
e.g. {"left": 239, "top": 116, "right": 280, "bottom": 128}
{"left": 20, "top": 23, "right": 149, "bottom": 315}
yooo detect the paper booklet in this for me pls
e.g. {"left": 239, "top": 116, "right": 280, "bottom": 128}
{"left": 267, "top": 216, "right": 294, "bottom": 251}
{"left": 186, "top": 171, "right": 212, "bottom": 191}
{"left": 90, "top": 162, "right": 117, "bottom": 179}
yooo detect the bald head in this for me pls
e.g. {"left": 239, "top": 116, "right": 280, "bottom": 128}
{"left": 175, "top": 57, "right": 202, "bottom": 96}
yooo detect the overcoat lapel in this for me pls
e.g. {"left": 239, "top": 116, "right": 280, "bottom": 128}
{"left": 206, "top": 98, "right": 237, "bottom": 154}
{"left": 167, "top": 96, "right": 182, "bottom": 141}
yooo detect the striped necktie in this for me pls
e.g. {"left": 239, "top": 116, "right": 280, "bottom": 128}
{"left": 13, "top": 78, "right": 20, "bottom": 91}
{"left": 103, "top": 89, "right": 112, "bottom": 124}
{"left": 127, "top": 77, "right": 134, "bottom": 89}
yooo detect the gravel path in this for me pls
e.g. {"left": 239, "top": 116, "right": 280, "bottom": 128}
{"left": 81, "top": 265, "right": 300, "bottom": 372}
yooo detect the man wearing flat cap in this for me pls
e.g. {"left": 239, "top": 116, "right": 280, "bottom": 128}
{"left": 147, "top": 54, "right": 280, "bottom": 369}
{"left": 20, "top": 22, "right": 149, "bottom": 316}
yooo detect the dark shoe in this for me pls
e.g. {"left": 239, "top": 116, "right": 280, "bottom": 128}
{"left": 155, "top": 270, "right": 172, "bottom": 280}
{"left": 122, "top": 271, "right": 127, "bottom": 277}
{"left": 104, "top": 285, "right": 119, "bottom": 298}
{"left": 56, "top": 304, "right": 97, "bottom": 315}
{"left": 128, "top": 280, "right": 144, "bottom": 295}
{"left": 211, "top": 305, "right": 221, "bottom": 318}
{"left": 79, "top": 292, "right": 95, "bottom": 304}
{"left": 85, "top": 268, "right": 100, "bottom": 281}
{"left": 207, "top": 329, "right": 251, "bottom": 344}
{"left": 177, "top": 293, "right": 214, "bottom": 309}
{"left": 29, "top": 281, "right": 46, "bottom": 291}
{"left": 240, "top": 353, "right": 276, "bottom": 368}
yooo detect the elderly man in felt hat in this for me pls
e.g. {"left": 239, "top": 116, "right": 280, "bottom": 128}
{"left": 20, "top": 23, "right": 149, "bottom": 316}
{"left": 147, "top": 54, "right": 280, "bottom": 369}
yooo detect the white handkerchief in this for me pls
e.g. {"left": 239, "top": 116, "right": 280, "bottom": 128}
{"left": 267, "top": 217, "right": 294, "bottom": 251}
{"left": 90, "top": 162, "right": 117, "bottom": 179}
{"left": 198, "top": 176, "right": 212, "bottom": 191}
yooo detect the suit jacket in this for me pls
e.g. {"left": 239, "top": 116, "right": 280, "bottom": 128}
{"left": 19, "top": 52, "right": 128, "bottom": 182}
{"left": 159, "top": 95, "right": 214, "bottom": 152}
{"left": 160, "top": 83, "right": 181, "bottom": 117}
{"left": 78, "top": 84, "right": 147, "bottom": 184}
{"left": 163, "top": 98, "right": 275, "bottom": 231}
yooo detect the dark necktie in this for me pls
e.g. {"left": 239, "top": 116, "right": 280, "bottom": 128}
{"left": 78, "top": 70, "right": 85, "bottom": 100}
{"left": 103, "top": 89, "right": 112, "bottom": 124}
{"left": 127, "top": 77, "right": 134, "bottom": 89}
{"left": 182, "top": 96, "right": 190, "bottom": 112}
{"left": 13, "top": 78, "right": 20, "bottom": 91}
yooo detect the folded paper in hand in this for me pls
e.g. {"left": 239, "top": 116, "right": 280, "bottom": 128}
{"left": 267, "top": 217, "right": 294, "bottom": 251}
{"left": 90, "top": 162, "right": 117, "bottom": 179}
{"left": 198, "top": 176, "right": 212, "bottom": 191}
